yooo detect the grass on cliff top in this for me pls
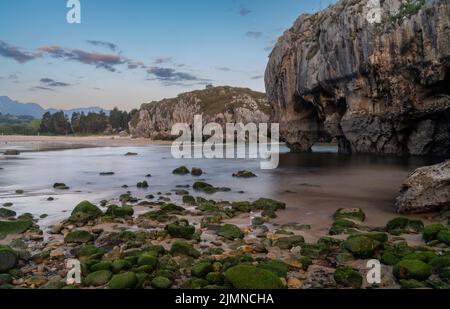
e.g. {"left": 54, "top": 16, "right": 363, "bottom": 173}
{"left": 139, "top": 86, "right": 270, "bottom": 118}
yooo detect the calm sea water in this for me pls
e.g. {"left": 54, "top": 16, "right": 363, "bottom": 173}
{"left": 0, "top": 144, "right": 443, "bottom": 230}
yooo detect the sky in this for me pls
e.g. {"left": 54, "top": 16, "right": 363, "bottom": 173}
{"left": 0, "top": 0, "right": 335, "bottom": 111}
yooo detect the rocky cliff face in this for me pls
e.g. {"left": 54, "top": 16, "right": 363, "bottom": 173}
{"left": 129, "top": 86, "right": 271, "bottom": 139}
{"left": 265, "top": 0, "right": 450, "bottom": 155}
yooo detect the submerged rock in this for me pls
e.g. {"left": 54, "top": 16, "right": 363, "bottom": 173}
{"left": 396, "top": 161, "right": 450, "bottom": 214}
{"left": 172, "top": 166, "right": 190, "bottom": 175}
{"left": 232, "top": 170, "right": 257, "bottom": 178}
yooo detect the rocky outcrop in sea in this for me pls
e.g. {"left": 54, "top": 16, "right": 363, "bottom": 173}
{"left": 265, "top": 0, "right": 450, "bottom": 155}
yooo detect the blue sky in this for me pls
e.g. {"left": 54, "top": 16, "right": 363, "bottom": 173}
{"left": 0, "top": 0, "right": 335, "bottom": 110}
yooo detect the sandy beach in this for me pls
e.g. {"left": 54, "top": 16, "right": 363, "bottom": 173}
{"left": 0, "top": 135, "right": 170, "bottom": 152}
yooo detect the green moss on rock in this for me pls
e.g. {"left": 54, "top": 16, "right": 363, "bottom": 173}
{"left": 64, "top": 230, "right": 94, "bottom": 244}
{"left": 0, "top": 208, "right": 16, "bottom": 218}
{"left": 151, "top": 276, "right": 172, "bottom": 289}
{"left": 0, "top": 220, "right": 32, "bottom": 235}
{"left": 393, "top": 259, "right": 431, "bottom": 281}
{"left": 343, "top": 235, "right": 381, "bottom": 259}
{"left": 173, "top": 166, "right": 190, "bottom": 175}
{"left": 109, "top": 272, "right": 138, "bottom": 289}
{"left": 170, "top": 240, "right": 200, "bottom": 258}
{"left": 217, "top": 224, "right": 243, "bottom": 240}
{"left": 422, "top": 224, "right": 446, "bottom": 242}
{"left": 334, "top": 267, "right": 363, "bottom": 289}
{"left": 274, "top": 235, "right": 305, "bottom": 250}
{"left": 333, "top": 208, "right": 365, "bottom": 222}
{"left": 0, "top": 245, "right": 18, "bottom": 272}
{"left": 386, "top": 217, "right": 423, "bottom": 235}
{"left": 165, "top": 219, "right": 195, "bottom": 239}
{"left": 84, "top": 270, "right": 112, "bottom": 287}
{"left": 105, "top": 205, "right": 134, "bottom": 217}
{"left": 69, "top": 201, "right": 103, "bottom": 223}
{"left": 258, "top": 260, "right": 289, "bottom": 277}
{"left": 224, "top": 265, "right": 284, "bottom": 289}
{"left": 191, "top": 261, "right": 214, "bottom": 279}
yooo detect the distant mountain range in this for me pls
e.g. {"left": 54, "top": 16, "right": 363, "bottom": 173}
{"left": 0, "top": 96, "right": 110, "bottom": 119}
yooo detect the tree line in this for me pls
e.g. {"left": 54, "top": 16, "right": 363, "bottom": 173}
{"left": 39, "top": 107, "right": 138, "bottom": 135}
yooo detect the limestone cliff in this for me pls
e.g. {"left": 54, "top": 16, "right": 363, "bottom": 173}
{"left": 265, "top": 0, "right": 450, "bottom": 155}
{"left": 129, "top": 86, "right": 271, "bottom": 139}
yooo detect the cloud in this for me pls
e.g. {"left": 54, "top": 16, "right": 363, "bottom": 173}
{"left": 86, "top": 40, "right": 118, "bottom": 52}
{"left": 0, "top": 40, "right": 37, "bottom": 63}
{"left": 250, "top": 75, "right": 263, "bottom": 80}
{"left": 147, "top": 67, "right": 210, "bottom": 86}
{"left": 38, "top": 46, "right": 125, "bottom": 72}
{"left": 246, "top": 31, "right": 263, "bottom": 39}
{"left": 30, "top": 86, "right": 55, "bottom": 92}
{"left": 216, "top": 66, "right": 232, "bottom": 72}
{"left": 239, "top": 7, "right": 252, "bottom": 16}
{"left": 153, "top": 57, "right": 173, "bottom": 64}
{"left": 40, "top": 78, "right": 70, "bottom": 87}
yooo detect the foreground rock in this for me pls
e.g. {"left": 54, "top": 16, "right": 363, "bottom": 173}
{"left": 265, "top": 0, "right": 450, "bottom": 155}
{"left": 396, "top": 161, "right": 450, "bottom": 214}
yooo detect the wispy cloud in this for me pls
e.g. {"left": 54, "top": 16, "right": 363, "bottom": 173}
{"left": 153, "top": 57, "right": 173, "bottom": 64}
{"left": 250, "top": 75, "right": 263, "bottom": 80}
{"left": 0, "top": 40, "right": 37, "bottom": 63}
{"left": 37, "top": 46, "right": 125, "bottom": 72}
{"left": 216, "top": 66, "right": 232, "bottom": 72}
{"left": 86, "top": 40, "right": 119, "bottom": 52}
{"left": 239, "top": 6, "right": 252, "bottom": 16}
{"left": 29, "top": 86, "right": 55, "bottom": 92}
{"left": 40, "top": 78, "right": 70, "bottom": 87}
{"left": 246, "top": 31, "right": 263, "bottom": 39}
{"left": 147, "top": 67, "right": 210, "bottom": 86}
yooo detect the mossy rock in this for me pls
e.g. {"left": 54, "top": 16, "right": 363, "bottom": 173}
{"left": 252, "top": 217, "right": 265, "bottom": 226}
{"left": 258, "top": 260, "right": 289, "bottom": 277}
{"left": 111, "top": 259, "right": 132, "bottom": 273}
{"left": 0, "top": 274, "right": 12, "bottom": 285}
{"left": 381, "top": 242, "right": 415, "bottom": 266}
{"left": 91, "top": 261, "right": 112, "bottom": 272}
{"left": 359, "top": 232, "right": 388, "bottom": 243}
{"left": 217, "top": 224, "right": 243, "bottom": 240}
{"left": 231, "top": 201, "right": 251, "bottom": 213}
{"left": 165, "top": 219, "right": 195, "bottom": 240}
{"left": 191, "top": 261, "right": 214, "bottom": 279}
{"left": 170, "top": 240, "right": 200, "bottom": 258}
{"left": 224, "top": 265, "right": 284, "bottom": 289}
{"left": 191, "top": 278, "right": 209, "bottom": 289}
{"left": 75, "top": 244, "right": 106, "bottom": 259}
{"left": 437, "top": 229, "right": 450, "bottom": 245}
{"left": 137, "top": 181, "right": 149, "bottom": 188}
{"left": 334, "top": 267, "right": 363, "bottom": 289}
{"left": 0, "top": 245, "right": 18, "bottom": 272}
{"left": 399, "top": 279, "right": 427, "bottom": 289}
{"left": 232, "top": 170, "right": 257, "bottom": 178}
{"left": 160, "top": 203, "right": 185, "bottom": 214}
{"left": 206, "top": 272, "right": 225, "bottom": 285}
{"left": 69, "top": 201, "right": 103, "bottom": 223}
{"left": 105, "top": 205, "right": 134, "bottom": 217}
{"left": 182, "top": 195, "right": 196, "bottom": 205}
{"left": 251, "top": 198, "right": 286, "bottom": 211}
{"left": 0, "top": 208, "right": 16, "bottom": 218}
{"left": 84, "top": 270, "right": 112, "bottom": 287}
{"left": 137, "top": 254, "right": 158, "bottom": 270}
{"left": 428, "top": 256, "right": 450, "bottom": 271}
{"left": 0, "top": 220, "right": 32, "bottom": 235}
{"left": 402, "top": 251, "right": 438, "bottom": 263}
{"left": 173, "top": 166, "right": 190, "bottom": 175}
{"left": 393, "top": 259, "right": 431, "bottom": 281}
{"left": 64, "top": 230, "right": 94, "bottom": 244}
{"left": 438, "top": 266, "right": 450, "bottom": 280}
{"left": 274, "top": 235, "right": 305, "bottom": 250}
{"left": 141, "top": 210, "right": 172, "bottom": 222}
{"left": 333, "top": 208, "right": 365, "bottom": 222}
{"left": 109, "top": 272, "right": 138, "bottom": 289}
{"left": 329, "top": 219, "right": 358, "bottom": 235}
{"left": 193, "top": 181, "right": 217, "bottom": 194}
{"left": 386, "top": 217, "right": 424, "bottom": 235}
{"left": 191, "top": 168, "right": 203, "bottom": 176}
{"left": 53, "top": 183, "right": 69, "bottom": 190}
{"left": 422, "top": 224, "right": 446, "bottom": 242}
{"left": 296, "top": 256, "right": 312, "bottom": 270}
{"left": 342, "top": 235, "right": 381, "bottom": 259}
{"left": 151, "top": 276, "right": 172, "bottom": 289}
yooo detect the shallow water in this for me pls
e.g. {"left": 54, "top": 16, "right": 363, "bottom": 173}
{"left": 0, "top": 144, "right": 444, "bottom": 235}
